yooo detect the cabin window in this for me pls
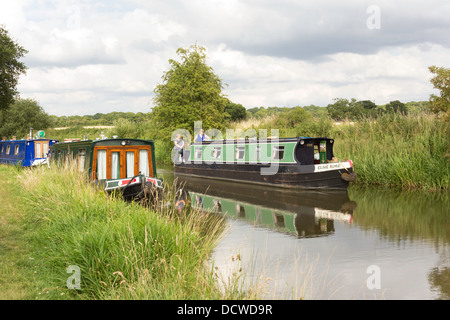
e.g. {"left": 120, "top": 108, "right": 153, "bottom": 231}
{"left": 236, "top": 204, "right": 246, "bottom": 218}
{"left": 213, "top": 200, "right": 222, "bottom": 212}
{"left": 126, "top": 151, "right": 135, "bottom": 177}
{"left": 78, "top": 149, "right": 86, "bottom": 172}
{"left": 272, "top": 145, "right": 285, "bottom": 160}
{"left": 212, "top": 147, "right": 221, "bottom": 159}
{"left": 194, "top": 147, "right": 202, "bottom": 159}
{"left": 255, "top": 146, "right": 261, "bottom": 161}
{"left": 43, "top": 143, "right": 49, "bottom": 158}
{"left": 14, "top": 145, "right": 20, "bottom": 156}
{"left": 139, "top": 149, "right": 150, "bottom": 176}
{"left": 111, "top": 152, "right": 120, "bottom": 179}
{"left": 36, "top": 143, "right": 42, "bottom": 158}
{"left": 97, "top": 150, "right": 107, "bottom": 180}
{"left": 6, "top": 145, "right": 11, "bottom": 155}
{"left": 235, "top": 146, "right": 245, "bottom": 160}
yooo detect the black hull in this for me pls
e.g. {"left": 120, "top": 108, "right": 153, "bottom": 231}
{"left": 103, "top": 181, "right": 162, "bottom": 203}
{"left": 174, "top": 163, "right": 351, "bottom": 190}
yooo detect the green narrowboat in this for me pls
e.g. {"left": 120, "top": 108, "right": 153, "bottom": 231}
{"left": 49, "top": 137, "right": 163, "bottom": 201}
{"left": 174, "top": 137, "right": 356, "bottom": 190}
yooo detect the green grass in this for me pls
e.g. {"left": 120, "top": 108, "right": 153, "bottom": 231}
{"left": 0, "top": 166, "right": 36, "bottom": 299}
{"left": 331, "top": 113, "right": 449, "bottom": 190}
{"left": 0, "top": 164, "right": 260, "bottom": 299}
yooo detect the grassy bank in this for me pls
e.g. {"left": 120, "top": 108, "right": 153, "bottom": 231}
{"left": 0, "top": 164, "right": 259, "bottom": 299}
{"left": 0, "top": 166, "right": 38, "bottom": 299}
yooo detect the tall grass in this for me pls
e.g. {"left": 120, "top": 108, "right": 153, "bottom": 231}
{"left": 331, "top": 112, "right": 449, "bottom": 190}
{"left": 18, "top": 163, "right": 260, "bottom": 299}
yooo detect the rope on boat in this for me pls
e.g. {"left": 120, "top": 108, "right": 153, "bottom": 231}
{"left": 336, "top": 157, "right": 357, "bottom": 182}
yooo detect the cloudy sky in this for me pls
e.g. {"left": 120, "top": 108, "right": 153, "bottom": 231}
{"left": 1, "top": 0, "right": 449, "bottom": 116}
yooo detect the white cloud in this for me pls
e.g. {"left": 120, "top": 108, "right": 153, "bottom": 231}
{"left": 1, "top": 0, "right": 448, "bottom": 116}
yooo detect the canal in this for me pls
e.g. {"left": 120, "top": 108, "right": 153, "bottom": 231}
{"left": 158, "top": 166, "right": 449, "bottom": 300}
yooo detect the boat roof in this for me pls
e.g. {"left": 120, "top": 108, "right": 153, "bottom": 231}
{"left": 191, "top": 136, "right": 332, "bottom": 145}
{"left": 53, "top": 138, "right": 155, "bottom": 145}
{"left": 0, "top": 138, "right": 57, "bottom": 143}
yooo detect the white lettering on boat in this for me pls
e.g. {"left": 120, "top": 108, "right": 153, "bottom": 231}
{"left": 314, "top": 162, "right": 351, "bottom": 172}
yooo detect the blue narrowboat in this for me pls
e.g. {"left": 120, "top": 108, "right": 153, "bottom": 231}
{"left": 0, "top": 137, "right": 58, "bottom": 167}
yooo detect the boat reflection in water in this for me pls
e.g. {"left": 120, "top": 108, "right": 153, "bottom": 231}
{"left": 175, "top": 175, "right": 357, "bottom": 238}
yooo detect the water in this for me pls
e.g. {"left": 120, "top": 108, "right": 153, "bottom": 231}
{"left": 158, "top": 166, "right": 449, "bottom": 300}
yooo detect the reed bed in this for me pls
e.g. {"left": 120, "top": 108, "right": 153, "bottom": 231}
{"left": 17, "top": 163, "right": 260, "bottom": 299}
{"left": 331, "top": 113, "right": 449, "bottom": 190}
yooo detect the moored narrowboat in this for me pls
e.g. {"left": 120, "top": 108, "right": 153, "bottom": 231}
{"left": 0, "top": 135, "right": 58, "bottom": 167}
{"left": 174, "top": 137, "right": 356, "bottom": 190}
{"left": 49, "top": 137, "right": 163, "bottom": 201}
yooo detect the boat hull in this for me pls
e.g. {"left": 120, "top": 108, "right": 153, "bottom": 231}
{"left": 99, "top": 175, "right": 163, "bottom": 202}
{"left": 174, "top": 162, "right": 352, "bottom": 190}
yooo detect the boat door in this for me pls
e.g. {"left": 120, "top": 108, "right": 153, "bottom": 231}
{"left": 35, "top": 140, "right": 49, "bottom": 159}
{"left": 92, "top": 145, "right": 154, "bottom": 181}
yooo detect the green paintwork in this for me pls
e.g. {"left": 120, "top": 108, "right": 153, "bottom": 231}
{"left": 189, "top": 140, "right": 298, "bottom": 164}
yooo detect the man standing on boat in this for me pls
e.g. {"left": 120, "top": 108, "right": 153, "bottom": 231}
{"left": 195, "top": 129, "right": 209, "bottom": 142}
{"left": 173, "top": 134, "right": 185, "bottom": 163}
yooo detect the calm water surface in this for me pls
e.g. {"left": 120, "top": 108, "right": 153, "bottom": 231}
{"left": 158, "top": 167, "right": 449, "bottom": 300}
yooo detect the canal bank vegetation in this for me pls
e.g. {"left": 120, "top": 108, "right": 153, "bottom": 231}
{"left": 43, "top": 99, "right": 449, "bottom": 191}
{"left": 0, "top": 164, "right": 262, "bottom": 300}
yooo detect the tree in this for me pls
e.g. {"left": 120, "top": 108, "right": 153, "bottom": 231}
{"left": 385, "top": 100, "right": 407, "bottom": 114}
{"left": 327, "top": 98, "right": 360, "bottom": 120}
{"left": 152, "top": 44, "right": 228, "bottom": 137}
{"left": 359, "top": 100, "right": 377, "bottom": 110}
{"left": 0, "top": 98, "right": 53, "bottom": 138}
{"left": 224, "top": 101, "right": 247, "bottom": 122}
{"left": 0, "top": 26, "right": 28, "bottom": 113}
{"left": 428, "top": 66, "right": 450, "bottom": 120}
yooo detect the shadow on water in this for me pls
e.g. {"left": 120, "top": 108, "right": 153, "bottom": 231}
{"left": 174, "top": 174, "right": 357, "bottom": 239}
{"left": 158, "top": 166, "right": 450, "bottom": 299}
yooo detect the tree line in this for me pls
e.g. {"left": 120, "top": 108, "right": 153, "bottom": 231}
{"left": 0, "top": 24, "right": 448, "bottom": 141}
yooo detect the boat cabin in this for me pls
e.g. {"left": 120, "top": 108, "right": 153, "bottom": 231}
{"left": 175, "top": 136, "right": 354, "bottom": 189}
{"left": 183, "top": 137, "right": 337, "bottom": 165}
{"left": 0, "top": 138, "right": 58, "bottom": 167}
{"left": 49, "top": 138, "right": 162, "bottom": 200}
{"left": 49, "top": 138, "right": 157, "bottom": 180}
